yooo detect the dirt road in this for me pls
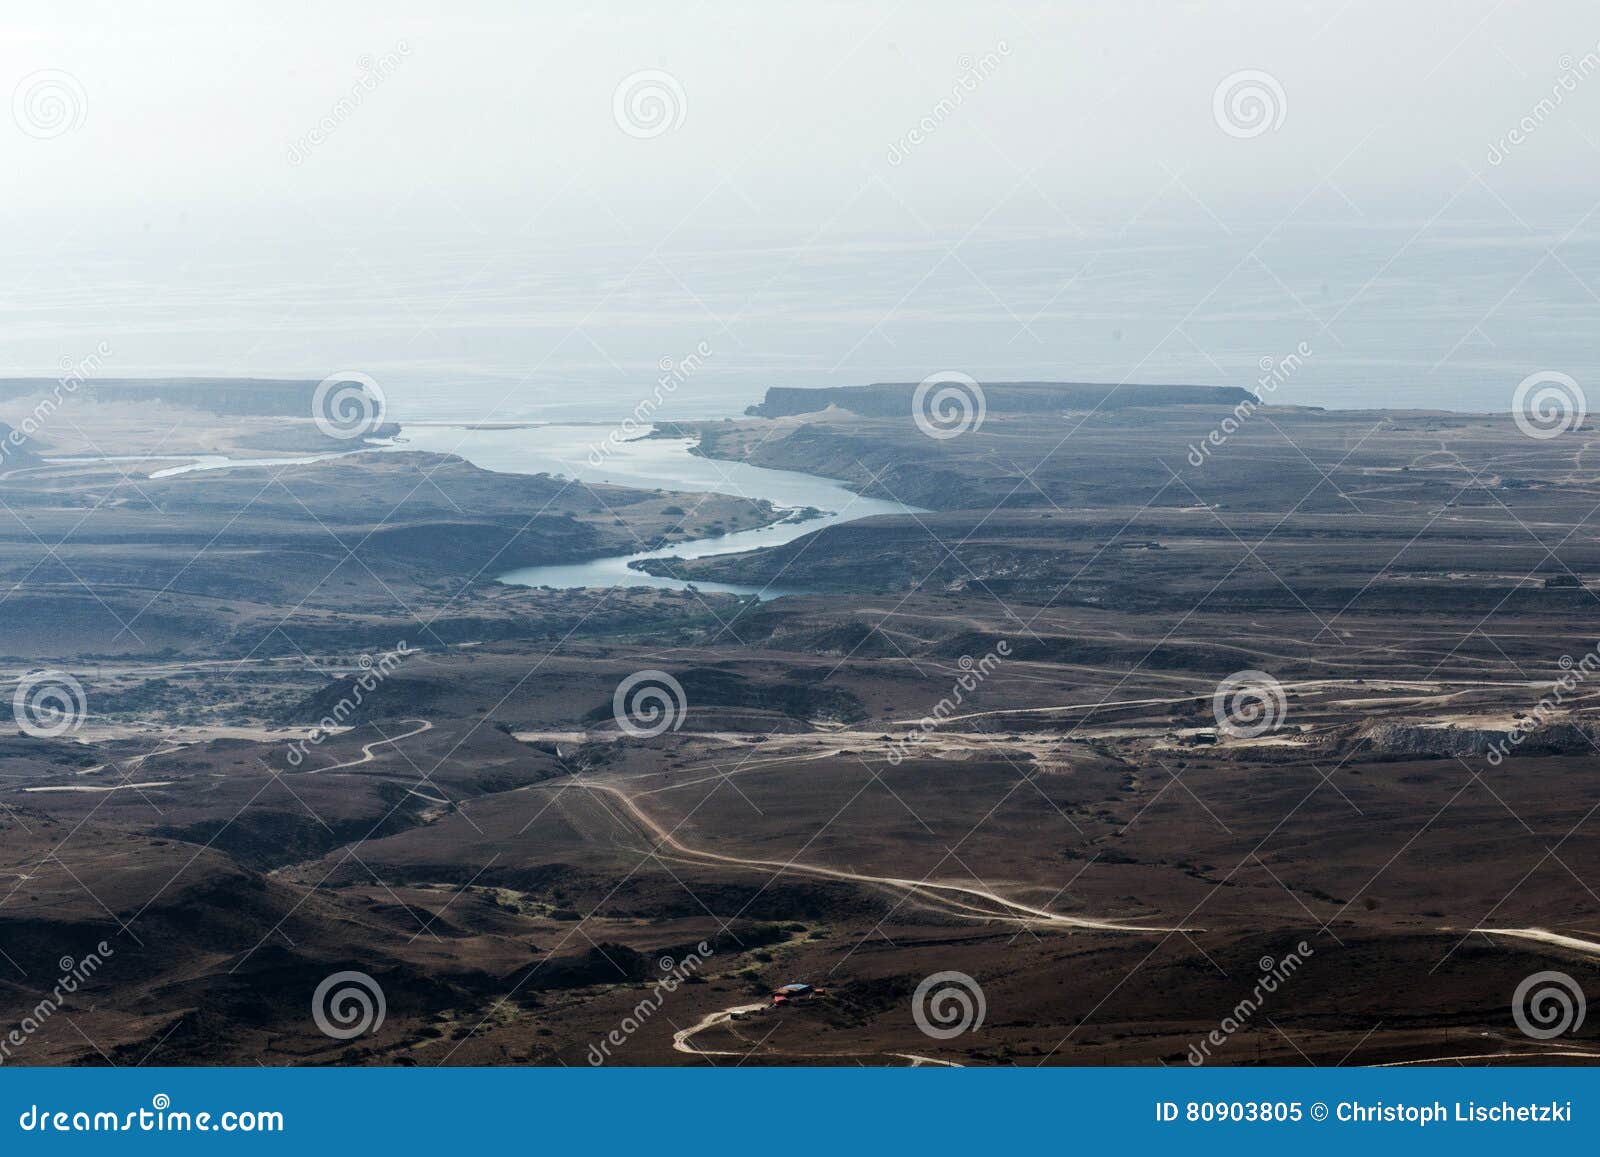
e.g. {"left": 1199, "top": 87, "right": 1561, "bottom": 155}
{"left": 581, "top": 780, "right": 1186, "bottom": 932}
{"left": 671, "top": 999, "right": 963, "bottom": 1066}
{"left": 1475, "top": 927, "right": 1600, "bottom": 958}
{"left": 303, "top": 719, "right": 434, "bottom": 774}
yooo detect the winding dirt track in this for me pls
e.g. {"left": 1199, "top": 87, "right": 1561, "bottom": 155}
{"left": 670, "top": 998, "right": 963, "bottom": 1066}
{"left": 891, "top": 677, "right": 1546, "bottom": 727}
{"left": 672, "top": 998, "right": 966, "bottom": 1068}
{"left": 581, "top": 781, "right": 1188, "bottom": 933}
{"left": 1366, "top": 930, "right": 1600, "bottom": 1067}
{"left": 1475, "top": 927, "right": 1600, "bottom": 958}
{"left": 1374, "top": 1049, "right": 1600, "bottom": 1066}
{"left": 671, "top": 1002, "right": 771, "bottom": 1056}
{"left": 303, "top": 719, "right": 434, "bottom": 774}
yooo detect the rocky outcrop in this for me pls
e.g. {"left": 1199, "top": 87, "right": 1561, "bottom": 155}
{"left": 1353, "top": 720, "right": 1599, "bottom": 758}
{"left": 747, "top": 381, "right": 1258, "bottom": 418}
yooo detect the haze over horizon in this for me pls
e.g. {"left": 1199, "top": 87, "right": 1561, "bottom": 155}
{"left": 9, "top": 2, "right": 1600, "bottom": 1088}
{"left": 5, "top": 1, "right": 1599, "bottom": 419}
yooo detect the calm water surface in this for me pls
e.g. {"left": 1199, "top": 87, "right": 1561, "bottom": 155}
{"left": 390, "top": 424, "right": 920, "bottom": 598}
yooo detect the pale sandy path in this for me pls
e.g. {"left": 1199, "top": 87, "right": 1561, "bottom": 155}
{"left": 582, "top": 781, "right": 1188, "bottom": 933}
{"left": 1474, "top": 927, "right": 1600, "bottom": 958}
{"left": 891, "top": 678, "right": 1545, "bottom": 727}
{"left": 1374, "top": 1049, "right": 1600, "bottom": 1066}
{"left": 24, "top": 780, "right": 173, "bottom": 794}
{"left": 671, "top": 1002, "right": 770, "bottom": 1056}
{"left": 671, "top": 999, "right": 963, "bottom": 1066}
{"left": 303, "top": 719, "right": 434, "bottom": 774}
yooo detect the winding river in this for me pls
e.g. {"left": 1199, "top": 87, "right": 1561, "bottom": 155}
{"left": 62, "top": 424, "right": 918, "bottom": 600}
{"left": 390, "top": 424, "right": 919, "bottom": 598}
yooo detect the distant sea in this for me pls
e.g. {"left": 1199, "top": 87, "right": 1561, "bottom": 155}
{"left": 5, "top": 222, "right": 1596, "bottom": 422}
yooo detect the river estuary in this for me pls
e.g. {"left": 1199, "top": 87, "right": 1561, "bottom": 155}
{"left": 60, "top": 424, "right": 920, "bottom": 600}
{"left": 392, "top": 424, "right": 919, "bottom": 599}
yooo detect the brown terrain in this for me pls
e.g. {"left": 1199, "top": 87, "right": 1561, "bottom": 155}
{"left": 2, "top": 378, "right": 1599, "bottom": 1068}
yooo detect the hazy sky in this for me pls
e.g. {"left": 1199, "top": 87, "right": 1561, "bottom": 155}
{"left": 3, "top": 2, "right": 1599, "bottom": 415}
